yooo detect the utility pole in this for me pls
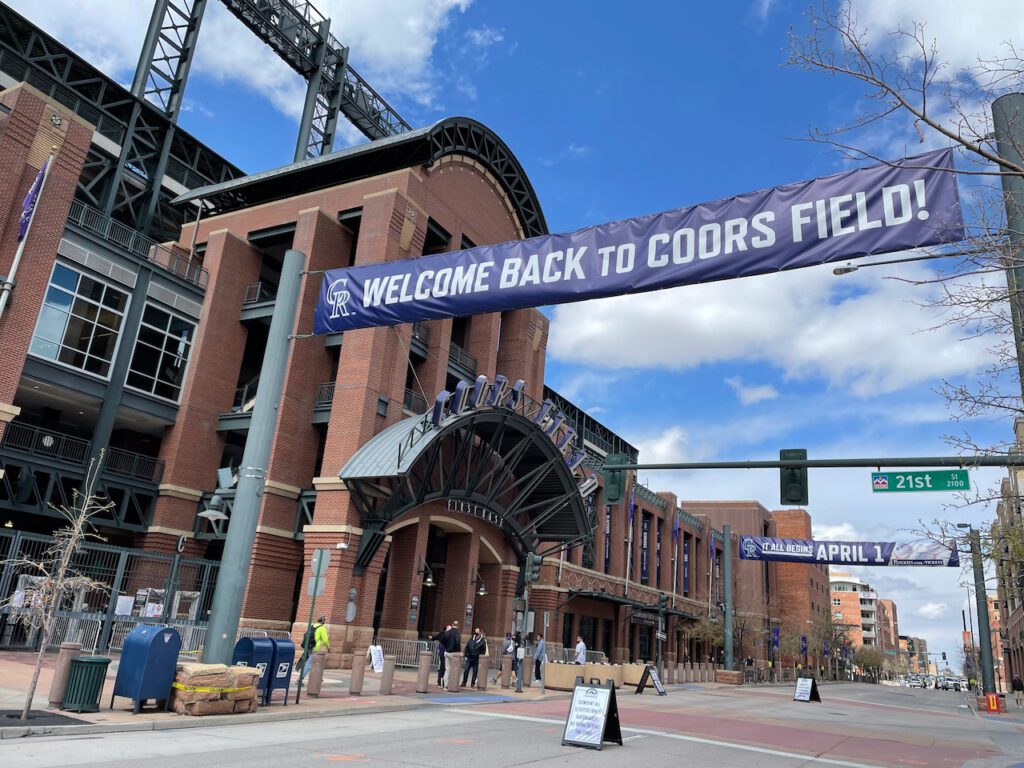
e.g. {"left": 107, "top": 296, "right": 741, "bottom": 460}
{"left": 960, "top": 526, "right": 996, "bottom": 694}
{"left": 723, "top": 524, "right": 734, "bottom": 671}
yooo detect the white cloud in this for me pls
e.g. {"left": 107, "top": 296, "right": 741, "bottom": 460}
{"left": 725, "top": 376, "right": 779, "bottom": 405}
{"left": 812, "top": 522, "right": 864, "bottom": 540}
{"left": 549, "top": 262, "right": 997, "bottom": 397}
{"left": 917, "top": 601, "right": 947, "bottom": 619}
{"left": 466, "top": 26, "right": 503, "bottom": 47}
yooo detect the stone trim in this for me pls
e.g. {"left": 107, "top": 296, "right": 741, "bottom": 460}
{"left": 302, "top": 524, "right": 364, "bottom": 535}
{"left": 255, "top": 525, "right": 295, "bottom": 540}
{"left": 264, "top": 480, "right": 301, "bottom": 499}
{"left": 0, "top": 403, "right": 21, "bottom": 423}
{"left": 157, "top": 484, "right": 204, "bottom": 501}
{"left": 312, "top": 476, "right": 346, "bottom": 491}
{"left": 147, "top": 525, "right": 193, "bottom": 538}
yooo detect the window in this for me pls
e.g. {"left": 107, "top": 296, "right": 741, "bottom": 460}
{"left": 30, "top": 263, "right": 128, "bottom": 378}
{"left": 126, "top": 304, "right": 195, "bottom": 401}
{"left": 832, "top": 598, "right": 841, "bottom": 606}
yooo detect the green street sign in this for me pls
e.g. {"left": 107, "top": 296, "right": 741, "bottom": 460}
{"left": 871, "top": 470, "right": 969, "bottom": 493}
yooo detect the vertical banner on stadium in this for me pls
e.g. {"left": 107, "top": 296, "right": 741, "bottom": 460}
{"left": 772, "top": 627, "right": 780, "bottom": 653}
{"left": 604, "top": 506, "right": 611, "bottom": 574}
{"left": 641, "top": 514, "right": 650, "bottom": 584}
{"left": 683, "top": 538, "right": 690, "bottom": 595}
{"left": 656, "top": 519, "right": 662, "bottom": 587}
{"left": 801, "top": 635, "right": 808, "bottom": 660}
{"left": 314, "top": 149, "right": 963, "bottom": 334}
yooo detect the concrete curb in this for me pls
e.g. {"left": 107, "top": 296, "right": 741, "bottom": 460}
{"left": 0, "top": 700, "right": 435, "bottom": 740}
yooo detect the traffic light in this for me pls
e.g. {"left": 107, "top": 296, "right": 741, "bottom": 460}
{"left": 658, "top": 593, "right": 669, "bottom": 609}
{"left": 779, "top": 448, "right": 808, "bottom": 505}
{"left": 942, "top": 652, "right": 947, "bottom": 662}
{"left": 603, "top": 453, "right": 628, "bottom": 504}
{"left": 907, "top": 638, "right": 915, "bottom": 655}
{"left": 524, "top": 552, "right": 543, "bottom": 582}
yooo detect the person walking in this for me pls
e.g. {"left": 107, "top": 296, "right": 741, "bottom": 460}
{"left": 501, "top": 632, "right": 515, "bottom": 682}
{"left": 432, "top": 623, "right": 453, "bottom": 687}
{"left": 461, "top": 628, "right": 487, "bottom": 687}
{"left": 1012, "top": 674, "right": 1023, "bottom": 709}
{"left": 303, "top": 616, "right": 329, "bottom": 675}
{"left": 574, "top": 635, "right": 587, "bottom": 665}
{"left": 511, "top": 631, "right": 523, "bottom": 683}
{"left": 534, "top": 633, "right": 546, "bottom": 682}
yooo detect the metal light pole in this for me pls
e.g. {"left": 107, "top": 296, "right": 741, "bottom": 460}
{"left": 958, "top": 525, "right": 996, "bottom": 694}
{"left": 202, "top": 249, "right": 307, "bottom": 663}
{"left": 992, "top": 93, "right": 1024, "bottom": 394}
{"left": 722, "top": 524, "right": 734, "bottom": 671}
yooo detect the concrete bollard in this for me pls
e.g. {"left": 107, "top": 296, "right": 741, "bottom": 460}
{"left": 416, "top": 650, "right": 432, "bottom": 693}
{"left": 477, "top": 658, "right": 489, "bottom": 691}
{"left": 446, "top": 653, "right": 463, "bottom": 692}
{"left": 307, "top": 650, "right": 327, "bottom": 697}
{"left": 380, "top": 655, "right": 396, "bottom": 695}
{"left": 349, "top": 655, "right": 366, "bottom": 695}
{"left": 500, "top": 656, "right": 512, "bottom": 688}
{"left": 523, "top": 654, "right": 534, "bottom": 687}
{"left": 48, "top": 642, "right": 82, "bottom": 708}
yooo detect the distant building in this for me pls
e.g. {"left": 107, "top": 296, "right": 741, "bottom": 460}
{"left": 830, "top": 572, "right": 878, "bottom": 647}
{"left": 996, "top": 428, "right": 1023, "bottom": 686}
{"left": 770, "top": 509, "right": 831, "bottom": 665}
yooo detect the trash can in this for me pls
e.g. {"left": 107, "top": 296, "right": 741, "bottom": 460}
{"left": 63, "top": 656, "right": 111, "bottom": 713}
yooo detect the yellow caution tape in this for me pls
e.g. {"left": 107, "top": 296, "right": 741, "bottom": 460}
{"left": 171, "top": 682, "right": 255, "bottom": 693}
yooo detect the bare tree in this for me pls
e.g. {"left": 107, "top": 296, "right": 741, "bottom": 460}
{"left": 0, "top": 458, "right": 109, "bottom": 720}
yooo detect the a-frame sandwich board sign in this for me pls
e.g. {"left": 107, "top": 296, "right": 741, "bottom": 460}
{"left": 562, "top": 676, "right": 623, "bottom": 750}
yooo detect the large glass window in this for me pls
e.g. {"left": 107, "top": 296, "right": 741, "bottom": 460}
{"left": 126, "top": 304, "right": 195, "bottom": 402}
{"left": 29, "top": 263, "right": 128, "bottom": 378}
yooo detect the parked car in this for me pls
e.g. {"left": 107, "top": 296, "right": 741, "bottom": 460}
{"left": 908, "top": 677, "right": 924, "bottom": 688}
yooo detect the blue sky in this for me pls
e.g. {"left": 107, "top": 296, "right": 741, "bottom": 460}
{"left": 14, "top": 0, "right": 1024, "bottom": 667}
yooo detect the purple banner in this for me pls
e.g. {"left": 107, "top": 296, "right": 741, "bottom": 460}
{"left": 738, "top": 536, "right": 959, "bottom": 567}
{"left": 314, "top": 149, "right": 962, "bottom": 333}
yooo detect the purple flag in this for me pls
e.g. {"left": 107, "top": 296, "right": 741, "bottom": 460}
{"left": 672, "top": 511, "right": 679, "bottom": 541}
{"left": 18, "top": 159, "right": 48, "bottom": 243}
{"left": 628, "top": 486, "right": 634, "bottom": 526}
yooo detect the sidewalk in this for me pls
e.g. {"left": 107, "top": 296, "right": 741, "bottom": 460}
{"left": 0, "top": 650, "right": 564, "bottom": 740}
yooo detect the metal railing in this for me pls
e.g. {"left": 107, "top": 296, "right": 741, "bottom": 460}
{"left": 372, "top": 637, "right": 430, "bottom": 668}
{"left": 0, "top": 421, "right": 90, "bottom": 465}
{"left": 104, "top": 447, "right": 165, "bottom": 484}
{"left": 314, "top": 382, "right": 335, "bottom": 409}
{"left": 559, "top": 648, "right": 608, "bottom": 664}
{"left": 448, "top": 342, "right": 478, "bottom": 376}
{"left": 0, "top": 611, "right": 103, "bottom": 653}
{"left": 67, "top": 201, "right": 209, "bottom": 289}
{"left": 403, "top": 388, "right": 427, "bottom": 414}
{"left": 233, "top": 375, "right": 260, "bottom": 413}
{"left": 244, "top": 282, "right": 277, "bottom": 304}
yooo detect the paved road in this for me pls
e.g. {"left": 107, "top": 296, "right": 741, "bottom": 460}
{"left": 1, "top": 683, "right": 1022, "bottom": 768}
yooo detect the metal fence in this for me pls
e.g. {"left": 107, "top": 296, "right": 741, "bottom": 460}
{"left": 0, "top": 529, "right": 219, "bottom": 653}
{"left": 372, "top": 637, "right": 430, "bottom": 668}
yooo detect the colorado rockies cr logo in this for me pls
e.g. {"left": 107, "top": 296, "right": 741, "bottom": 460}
{"left": 742, "top": 539, "right": 759, "bottom": 559}
{"left": 326, "top": 277, "right": 352, "bottom": 318}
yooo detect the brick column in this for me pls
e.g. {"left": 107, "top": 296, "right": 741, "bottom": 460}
{"left": 0, "top": 86, "right": 92, "bottom": 441}
{"left": 146, "top": 230, "right": 262, "bottom": 550}
{"left": 377, "top": 513, "right": 430, "bottom": 639}
{"left": 439, "top": 531, "right": 479, "bottom": 629}
{"left": 495, "top": 309, "right": 548, "bottom": 402}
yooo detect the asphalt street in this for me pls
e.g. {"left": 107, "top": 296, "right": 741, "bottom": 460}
{"left": 1, "top": 683, "right": 1022, "bottom": 768}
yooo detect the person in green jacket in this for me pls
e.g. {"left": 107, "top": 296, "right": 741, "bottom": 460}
{"left": 303, "top": 616, "right": 330, "bottom": 675}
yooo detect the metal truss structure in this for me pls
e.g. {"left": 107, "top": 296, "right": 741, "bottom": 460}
{"left": 0, "top": 3, "right": 243, "bottom": 243}
{"left": 341, "top": 408, "right": 596, "bottom": 590}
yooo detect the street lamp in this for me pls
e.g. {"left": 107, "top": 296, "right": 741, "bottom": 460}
{"left": 957, "top": 523, "right": 996, "bottom": 694}
{"left": 832, "top": 250, "right": 961, "bottom": 276}
{"left": 418, "top": 556, "right": 435, "bottom": 588}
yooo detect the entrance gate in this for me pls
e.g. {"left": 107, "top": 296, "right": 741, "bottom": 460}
{"left": 0, "top": 529, "right": 219, "bottom": 654}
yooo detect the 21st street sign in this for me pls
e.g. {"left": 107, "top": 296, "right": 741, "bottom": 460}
{"left": 871, "top": 470, "right": 969, "bottom": 493}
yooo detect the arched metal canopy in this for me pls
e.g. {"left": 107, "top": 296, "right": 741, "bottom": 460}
{"left": 172, "top": 117, "right": 547, "bottom": 239}
{"left": 340, "top": 406, "right": 595, "bottom": 576}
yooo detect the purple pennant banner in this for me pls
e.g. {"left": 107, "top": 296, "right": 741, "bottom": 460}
{"left": 314, "top": 149, "right": 962, "bottom": 334}
{"left": 738, "top": 536, "right": 959, "bottom": 567}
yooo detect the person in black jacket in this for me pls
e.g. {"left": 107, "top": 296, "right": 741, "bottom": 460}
{"left": 432, "top": 623, "right": 453, "bottom": 687}
{"left": 461, "top": 628, "right": 488, "bottom": 687}
{"left": 443, "top": 620, "right": 461, "bottom": 688}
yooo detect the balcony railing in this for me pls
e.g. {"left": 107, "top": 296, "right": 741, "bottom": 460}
{"left": 67, "top": 200, "right": 209, "bottom": 289}
{"left": 1, "top": 422, "right": 90, "bottom": 465}
{"left": 243, "top": 282, "right": 277, "bottom": 304}
{"left": 314, "top": 382, "right": 335, "bottom": 409}
{"left": 104, "top": 447, "right": 165, "bottom": 484}
{"left": 403, "top": 388, "right": 427, "bottom": 414}
{"left": 232, "top": 375, "right": 259, "bottom": 413}
{"left": 448, "top": 342, "right": 477, "bottom": 376}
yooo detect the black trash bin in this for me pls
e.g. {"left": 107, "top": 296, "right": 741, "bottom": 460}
{"left": 63, "top": 656, "right": 111, "bottom": 713}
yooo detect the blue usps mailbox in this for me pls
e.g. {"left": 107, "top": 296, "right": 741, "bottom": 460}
{"left": 111, "top": 625, "right": 181, "bottom": 713}
{"left": 231, "top": 637, "right": 274, "bottom": 698}
{"left": 265, "top": 637, "right": 295, "bottom": 705}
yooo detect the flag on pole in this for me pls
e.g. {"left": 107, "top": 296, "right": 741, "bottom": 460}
{"left": 18, "top": 158, "right": 49, "bottom": 243}
{"left": 672, "top": 510, "right": 679, "bottom": 541}
{"left": 628, "top": 485, "right": 634, "bottom": 527}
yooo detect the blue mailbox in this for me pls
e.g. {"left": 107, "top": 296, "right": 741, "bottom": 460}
{"left": 111, "top": 625, "right": 181, "bottom": 713}
{"left": 231, "top": 637, "right": 274, "bottom": 697}
{"left": 265, "top": 637, "right": 295, "bottom": 705}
